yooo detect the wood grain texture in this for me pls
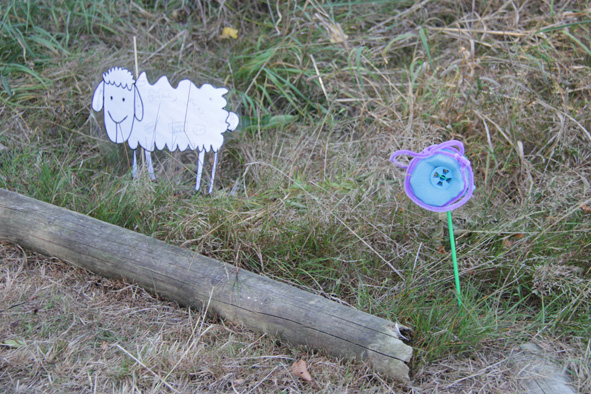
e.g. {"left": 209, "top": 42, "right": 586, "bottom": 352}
{"left": 511, "top": 343, "right": 576, "bottom": 394}
{"left": 0, "top": 188, "right": 412, "bottom": 380}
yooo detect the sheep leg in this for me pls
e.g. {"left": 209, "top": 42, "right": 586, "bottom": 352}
{"left": 196, "top": 149, "right": 205, "bottom": 192}
{"left": 208, "top": 151, "right": 218, "bottom": 194}
{"left": 145, "top": 150, "right": 156, "bottom": 180}
{"left": 132, "top": 150, "right": 138, "bottom": 178}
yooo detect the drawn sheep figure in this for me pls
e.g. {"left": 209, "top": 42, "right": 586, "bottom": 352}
{"left": 92, "top": 67, "right": 239, "bottom": 192}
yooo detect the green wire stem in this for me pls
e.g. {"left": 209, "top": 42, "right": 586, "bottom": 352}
{"left": 447, "top": 211, "right": 462, "bottom": 306}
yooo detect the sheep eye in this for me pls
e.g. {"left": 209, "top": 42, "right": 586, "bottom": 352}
{"left": 110, "top": 96, "right": 113, "bottom": 100}
{"left": 122, "top": 98, "right": 125, "bottom": 102}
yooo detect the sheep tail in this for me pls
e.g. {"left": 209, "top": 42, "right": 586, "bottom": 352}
{"left": 226, "top": 112, "right": 239, "bottom": 131}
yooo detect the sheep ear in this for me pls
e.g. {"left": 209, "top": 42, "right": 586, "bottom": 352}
{"left": 134, "top": 85, "right": 144, "bottom": 121}
{"left": 92, "top": 81, "right": 104, "bottom": 111}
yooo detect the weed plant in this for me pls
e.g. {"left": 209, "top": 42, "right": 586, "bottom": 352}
{"left": 1, "top": 0, "right": 590, "bottom": 392}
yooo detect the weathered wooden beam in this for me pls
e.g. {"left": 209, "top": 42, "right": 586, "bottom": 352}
{"left": 510, "top": 343, "right": 576, "bottom": 394}
{"left": 0, "top": 188, "right": 412, "bottom": 380}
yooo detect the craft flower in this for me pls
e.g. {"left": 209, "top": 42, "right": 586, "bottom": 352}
{"left": 391, "top": 140, "right": 475, "bottom": 307}
{"left": 390, "top": 140, "right": 475, "bottom": 212}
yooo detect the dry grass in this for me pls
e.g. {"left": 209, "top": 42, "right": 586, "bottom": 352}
{"left": 2, "top": 241, "right": 588, "bottom": 392}
{"left": 0, "top": 242, "right": 397, "bottom": 393}
{"left": 1, "top": 0, "right": 591, "bottom": 392}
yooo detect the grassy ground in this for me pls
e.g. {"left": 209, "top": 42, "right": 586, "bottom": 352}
{"left": 1, "top": 0, "right": 590, "bottom": 392}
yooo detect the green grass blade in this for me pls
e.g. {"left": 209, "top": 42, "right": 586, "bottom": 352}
{"left": 419, "top": 26, "right": 436, "bottom": 75}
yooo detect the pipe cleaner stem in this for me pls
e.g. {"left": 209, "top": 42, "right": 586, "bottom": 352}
{"left": 447, "top": 211, "right": 462, "bottom": 306}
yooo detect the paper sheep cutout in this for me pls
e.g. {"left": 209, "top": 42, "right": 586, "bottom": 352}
{"left": 92, "top": 67, "right": 239, "bottom": 193}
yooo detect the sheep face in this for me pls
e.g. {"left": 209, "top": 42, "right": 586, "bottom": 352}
{"left": 92, "top": 67, "right": 144, "bottom": 145}
{"left": 103, "top": 83, "right": 138, "bottom": 143}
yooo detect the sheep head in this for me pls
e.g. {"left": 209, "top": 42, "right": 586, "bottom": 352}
{"left": 92, "top": 67, "right": 144, "bottom": 144}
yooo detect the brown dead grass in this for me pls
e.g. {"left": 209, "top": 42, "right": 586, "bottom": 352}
{"left": 1, "top": 0, "right": 591, "bottom": 392}
{"left": 2, "top": 242, "right": 588, "bottom": 393}
{"left": 0, "top": 242, "right": 403, "bottom": 393}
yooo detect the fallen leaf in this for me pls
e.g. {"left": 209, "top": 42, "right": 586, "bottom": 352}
{"left": 220, "top": 27, "right": 238, "bottom": 39}
{"left": 1, "top": 339, "right": 26, "bottom": 348}
{"left": 291, "top": 359, "right": 312, "bottom": 382}
{"left": 437, "top": 245, "right": 446, "bottom": 254}
{"left": 580, "top": 204, "right": 591, "bottom": 214}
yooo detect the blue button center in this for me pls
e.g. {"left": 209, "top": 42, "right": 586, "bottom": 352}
{"left": 430, "top": 166, "right": 453, "bottom": 189}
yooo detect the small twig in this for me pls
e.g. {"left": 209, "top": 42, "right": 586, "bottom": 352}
{"left": 476, "top": 112, "right": 514, "bottom": 148}
{"left": 246, "top": 365, "right": 281, "bottom": 394}
{"left": 445, "top": 358, "right": 509, "bottom": 388}
{"left": 133, "top": 36, "right": 146, "bottom": 172}
{"left": 133, "top": 36, "right": 139, "bottom": 79}
{"left": 412, "top": 242, "right": 422, "bottom": 280}
{"left": 8, "top": 301, "right": 29, "bottom": 310}
{"left": 309, "top": 54, "right": 329, "bottom": 103}
{"left": 155, "top": 291, "right": 215, "bottom": 392}
{"left": 531, "top": 197, "right": 591, "bottom": 244}
{"left": 115, "top": 343, "right": 179, "bottom": 393}
{"left": 431, "top": 26, "right": 532, "bottom": 37}
{"left": 142, "top": 30, "right": 186, "bottom": 64}
{"left": 473, "top": 110, "right": 494, "bottom": 152}
{"left": 535, "top": 99, "right": 591, "bottom": 142}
